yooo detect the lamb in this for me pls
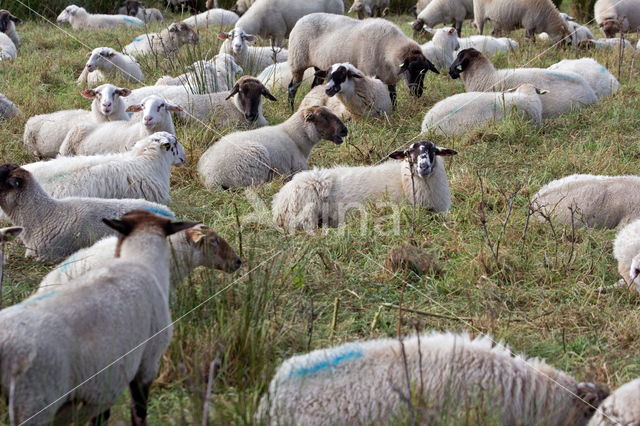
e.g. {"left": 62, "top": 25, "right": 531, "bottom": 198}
{"left": 56, "top": 4, "right": 143, "bottom": 30}
{"left": 348, "top": 0, "right": 389, "bottom": 19}
{"left": 0, "top": 10, "right": 20, "bottom": 47}
{"left": 0, "top": 164, "right": 174, "bottom": 261}
{"left": 155, "top": 54, "right": 243, "bottom": 94}
{"left": 595, "top": 0, "right": 640, "bottom": 38}
{"left": 612, "top": 219, "right": 640, "bottom": 291}
{"left": 449, "top": 48, "right": 597, "bottom": 119}
{"left": 421, "top": 84, "right": 546, "bottom": 137}
{"left": 60, "top": 95, "right": 181, "bottom": 156}
{"left": 588, "top": 377, "right": 640, "bottom": 425}
{"left": 0, "top": 94, "right": 21, "bottom": 120}
{"left": 0, "top": 32, "right": 16, "bottom": 60}
{"left": 411, "top": 0, "right": 473, "bottom": 36}
{"left": 76, "top": 47, "right": 143, "bottom": 86}
{"left": 456, "top": 35, "right": 518, "bottom": 56}
{"left": 287, "top": 14, "right": 439, "bottom": 107}
{"left": 0, "top": 210, "right": 194, "bottom": 425}
{"left": 218, "top": 28, "right": 289, "bottom": 75}
{"left": 117, "top": 0, "right": 164, "bottom": 22}
{"left": 257, "top": 332, "right": 608, "bottom": 425}
{"left": 257, "top": 62, "right": 314, "bottom": 91}
{"left": 230, "top": 0, "right": 257, "bottom": 15}
{"left": 182, "top": 8, "right": 239, "bottom": 28}
{"left": 473, "top": 0, "right": 569, "bottom": 43}
{"left": 539, "top": 21, "right": 595, "bottom": 46}
{"left": 530, "top": 174, "right": 640, "bottom": 229}
{"left": 197, "top": 106, "right": 347, "bottom": 190}
{"left": 123, "top": 22, "right": 199, "bottom": 59}
{"left": 548, "top": 58, "right": 619, "bottom": 99}
{"left": 23, "top": 84, "right": 131, "bottom": 159}
{"left": 420, "top": 27, "right": 460, "bottom": 72}
{"left": 298, "top": 63, "right": 392, "bottom": 121}
{"left": 38, "top": 223, "right": 242, "bottom": 294}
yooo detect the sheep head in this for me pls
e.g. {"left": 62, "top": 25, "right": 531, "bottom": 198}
{"left": 184, "top": 224, "right": 242, "bottom": 273}
{"left": 398, "top": 47, "right": 438, "bottom": 97}
{"left": 225, "top": 76, "right": 276, "bottom": 124}
{"left": 449, "top": 48, "right": 483, "bottom": 79}
{"left": 302, "top": 106, "right": 348, "bottom": 145}
{"left": 389, "top": 141, "right": 457, "bottom": 178}
{"left": 0, "top": 10, "right": 20, "bottom": 33}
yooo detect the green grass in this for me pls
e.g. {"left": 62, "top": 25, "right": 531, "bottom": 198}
{"left": 1, "top": 5, "right": 640, "bottom": 424}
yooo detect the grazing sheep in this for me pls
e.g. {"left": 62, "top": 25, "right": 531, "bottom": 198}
{"left": 38, "top": 223, "right": 242, "bottom": 293}
{"left": 548, "top": 58, "right": 619, "bottom": 99}
{"left": 0, "top": 94, "right": 21, "bottom": 120}
{"left": 531, "top": 174, "right": 640, "bottom": 229}
{"left": 299, "top": 63, "right": 392, "bottom": 121}
{"left": 198, "top": 106, "right": 347, "bottom": 190}
{"left": 578, "top": 37, "right": 634, "bottom": 50}
{"left": 76, "top": 47, "right": 143, "bottom": 86}
{"left": 23, "top": 84, "right": 131, "bottom": 159}
{"left": 411, "top": 0, "right": 473, "bottom": 36}
{"left": 257, "top": 332, "right": 608, "bottom": 425}
{"left": 0, "top": 32, "right": 16, "bottom": 61}
{"left": 182, "top": 8, "right": 239, "bottom": 28}
{"left": 595, "top": 0, "right": 640, "bottom": 38}
{"left": 0, "top": 210, "right": 193, "bottom": 425}
{"left": 56, "top": 4, "right": 143, "bottom": 29}
{"left": 60, "top": 95, "right": 181, "bottom": 156}
{"left": 456, "top": 35, "right": 518, "bottom": 56}
{"left": 421, "top": 27, "right": 460, "bottom": 72}
{"left": 0, "top": 164, "right": 175, "bottom": 261}
{"left": 588, "top": 377, "right": 640, "bottom": 425}
{"left": 421, "top": 84, "right": 546, "bottom": 137}
{"left": 218, "top": 28, "right": 289, "bottom": 75}
{"left": 123, "top": 22, "right": 199, "bottom": 59}
{"left": 118, "top": 0, "right": 164, "bottom": 22}
{"left": 257, "top": 62, "right": 314, "bottom": 91}
{"left": 473, "top": 0, "right": 568, "bottom": 43}
{"left": 230, "top": 0, "right": 257, "bottom": 15}
{"left": 287, "top": 14, "right": 439, "bottom": 107}
{"left": 348, "top": 0, "right": 389, "bottom": 19}
{"left": 449, "top": 48, "right": 597, "bottom": 119}
{"left": 0, "top": 10, "right": 20, "bottom": 47}
{"left": 613, "top": 219, "right": 640, "bottom": 291}
{"left": 155, "top": 54, "right": 243, "bottom": 94}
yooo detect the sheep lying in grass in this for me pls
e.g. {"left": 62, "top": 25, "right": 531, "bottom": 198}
{"left": 0, "top": 10, "right": 20, "bottom": 48}
{"left": 257, "top": 62, "right": 314, "bottom": 91}
{"left": 218, "top": 28, "right": 289, "bottom": 75}
{"left": 588, "top": 377, "right": 640, "bottom": 425}
{"left": 456, "top": 35, "right": 518, "bottom": 56}
{"left": 547, "top": 58, "right": 619, "bottom": 99}
{"left": 531, "top": 174, "right": 640, "bottom": 229}
{"left": 578, "top": 38, "right": 634, "bottom": 50}
{"left": 348, "top": 0, "right": 389, "bottom": 19}
{"left": 123, "top": 22, "right": 199, "bottom": 59}
{"left": 257, "top": 331, "right": 608, "bottom": 425}
{"left": 155, "top": 54, "right": 243, "bottom": 94}
{"left": 420, "top": 27, "right": 460, "bottom": 72}
{"left": 0, "top": 32, "right": 16, "bottom": 61}
{"left": 0, "top": 164, "right": 174, "bottom": 261}
{"left": 612, "top": 219, "right": 640, "bottom": 291}
{"left": 198, "top": 106, "right": 347, "bottom": 190}
{"left": 449, "top": 48, "right": 597, "bottom": 119}
{"left": 272, "top": 141, "right": 456, "bottom": 232}
{"left": 56, "top": 4, "right": 143, "bottom": 29}
{"left": 77, "top": 47, "right": 143, "bottom": 86}
{"left": 595, "top": 0, "right": 640, "bottom": 38}
{"left": 421, "top": 84, "right": 546, "bottom": 137}
{"left": 0, "top": 93, "right": 21, "bottom": 120}
{"left": 411, "top": 0, "right": 473, "bottom": 36}
{"left": 0, "top": 210, "right": 193, "bottom": 425}
{"left": 182, "top": 8, "right": 239, "bottom": 28}
{"left": 118, "top": 0, "right": 164, "bottom": 22}
{"left": 23, "top": 84, "right": 131, "bottom": 159}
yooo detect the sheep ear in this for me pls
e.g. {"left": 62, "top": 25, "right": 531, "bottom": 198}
{"left": 161, "top": 141, "right": 172, "bottom": 151}
{"left": 303, "top": 111, "right": 315, "bottom": 122}
{"left": 126, "top": 104, "right": 143, "bottom": 113}
{"left": 165, "top": 103, "right": 183, "bottom": 112}
{"left": 262, "top": 87, "right": 277, "bottom": 101}
{"left": 81, "top": 89, "right": 97, "bottom": 99}
{"left": 9, "top": 14, "right": 21, "bottom": 23}
{"left": 448, "top": 27, "right": 456, "bottom": 34}
{"left": 225, "top": 83, "right": 240, "bottom": 100}
{"left": 244, "top": 34, "right": 257, "bottom": 43}
{"left": 86, "top": 52, "right": 92, "bottom": 58}
{"left": 347, "top": 70, "right": 363, "bottom": 79}
{"left": 388, "top": 150, "right": 406, "bottom": 160}
{"left": 116, "top": 88, "right": 132, "bottom": 97}
{"left": 169, "top": 24, "right": 178, "bottom": 32}
{"left": 217, "top": 32, "right": 229, "bottom": 40}
{"left": 103, "top": 218, "right": 133, "bottom": 235}
{"left": 0, "top": 226, "right": 23, "bottom": 242}
{"left": 435, "top": 147, "right": 457, "bottom": 157}
{"left": 166, "top": 221, "right": 200, "bottom": 236}
{"left": 536, "top": 88, "right": 549, "bottom": 95}
{"left": 425, "top": 59, "right": 440, "bottom": 74}
{"left": 187, "top": 229, "right": 206, "bottom": 244}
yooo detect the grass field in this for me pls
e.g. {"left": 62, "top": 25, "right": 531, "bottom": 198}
{"left": 1, "top": 2, "right": 640, "bottom": 424}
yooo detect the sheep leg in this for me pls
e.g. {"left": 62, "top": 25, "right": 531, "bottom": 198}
{"left": 455, "top": 21, "right": 463, "bottom": 37}
{"left": 91, "top": 409, "right": 111, "bottom": 425}
{"left": 288, "top": 70, "right": 305, "bottom": 110}
{"left": 388, "top": 84, "right": 397, "bottom": 108}
{"left": 130, "top": 380, "right": 151, "bottom": 426}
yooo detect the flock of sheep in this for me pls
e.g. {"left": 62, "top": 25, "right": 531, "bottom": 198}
{"left": 1, "top": 0, "right": 640, "bottom": 423}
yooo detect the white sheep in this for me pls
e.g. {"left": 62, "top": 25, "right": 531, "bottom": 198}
{"left": 540, "top": 22, "right": 595, "bottom": 45}
{"left": 257, "top": 62, "right": 314, "bottom": 91}
{"left": 56, "top": 4, "right": 143, "bottom": 29}
{"left": 0, "top": 10, "right": 20, "bottom": 47}
{"left": 348, "top": 0, "right": 389, "bottom": 19}
{"left": 118, "top": 0, "right": 164, "bottom": 22}
{"left": 218, "top": 28, "right": 289, "bottom": 75}
{"left": 0, "top": 94, "right": 21, "bottom": 120}
{"left": 298, "top": 63, "right": 392, "bottom": 121}
{"left": 456, "top": 35, "right": 518, "bottom": 56}
{"left": 588, "top": 377, "right": 640, "bottom": 425}
{"left": 0, "top": 32, "right": 16, "bottom": 61}
{"left": 182, "top": 8, "right": 239, "bottom": 28}
{"left": 23, "top": 84, "right": 131, "bottom": 159}
{"left": 0, "top": 164, "right": 175, "bottom": 261}
{"left": 449, "top": 48, "right": 597, "bottom": 119}
{"left": 578, "top": 37, "right": 635, "bottom": 50}
{"left": 257, "top": 331, "right": 608, "bottom": 425}
{"left": 60, "top": 95, "right": 181, "bottom": 156}
{"left": 421, "top": 84, "right": 546, "bottom": 137}
{"left": 76, "top": 47, "right": 143, "bottom": 86}
{"left": 156, "top": 54, "right": 243, "bottom": 94}
{"left": 0, "top": 210, "right": 194, "bottom": 425}
{"left": 198, "top": 106, "right": 347, "bottom": 190}
{"left": 272, "top": 141, "right": 455, "bottom": 231}
{"left": 123, "top": 22, "right": 199, "bottom": 59}
{"left": 230, "top": 0, "right": 257, "bottom": 15}
{"left": 531, "top": 174, "right": 640, "bottom": 229}
{"left": 420, "top": 27, "right": 460, "bottom": 72}
{"left": 612, "top": 219, "right": 640, "bottom": 292}
{"left": 548, "top": 58, "right": 619, "bottom": 99}
{"left": 595, "top": 0, "right": 640, "bottom": 38}
{"left": 411, "top": 0, "right": 473, "bottom": 36}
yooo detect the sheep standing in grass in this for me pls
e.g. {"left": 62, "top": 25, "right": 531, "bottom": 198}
{"left": 123, "top": 22, "right": 199, "bottom": 59}
{"left": 449, "top": 49, "right": 597, "bottom": 118}
{"left": 77, "top": 47, "right": 143, "bottom": 86}
{"left": 0, "top": 10, "right": 20, "bottom": 47}
{"left": 273, "top": 141, "right": 456, "bottom": 231}
{"left": 56, "top": 4, "right": 143, "bottom": 29}
{"left": 156, "top": 54, "right": 243, "bottom": 94}
{"left": 456, "top": 35, "right": 518, "bottom": 56}
{"left": 348, "top": 0, "right": 389, "bottom": 19}
{"left": 531, "top": 174, "right": 640, "bottom": 229}
{"left": 118, "top": 0, "right": 164, "bottom": 22}
{"left": 257, "top": 62, "right": 314, "bottom": 91}
{"left": 421, "top": 27, "right": 460, "bottom": 72}
{"left": 218, "top": 28, "right": 289, "bottom": 75}
{"left": 182, "top": 8, "right": 239, "bottom": 28}
{"left": 588, "top": 377, "right": 640, "bottom": 425}
{"left": 411, "top": 0, "right": 473, "bottom": 36}
{"left": 198, "top": 106, "right": 347, "bottom": 190}
{"left": 595, "top": 0, "right": 640, "bottom": 38}
{"left": 257, "top": 332, "right": 608, "bottom": 425}
{"left": 548, "top": 58, "right": 619, "bottom": 99}
{"left": 0, "top": 94, "right": 21, "bottom": 120}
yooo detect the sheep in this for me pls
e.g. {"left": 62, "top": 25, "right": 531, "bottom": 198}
{"left": 0, "top": 164, "right": 175, "bottom": 261}
{"left": 298, "top": 63, "right": 392, "bottom": 121}
{"left": 76, "top": 47, "right": 143, "bottom": 86}
{"left": 421, "top": 84, "right": 546, "bottom": 137}
{"left": 155, "top": 54, "right": 243, "bottom": 94}
{"left": 257, "top": 62, "right": 315, "bottom": 91}
{"left": 198, "top": 106, "right": 347, "bottom": 190}
{"left": 578, "top": 38, "right": 634, "bottom": 50}
{"left": 182, "top": 8, "right": 239, "bottom": 28}
{"left": 456, "top": 35, "right": 518, "bottom": 56}
{"left": 530, "top": 174, "right": 640, "bottom": 229}
{"left": 38, "top": 223, "right": 242, "bottom": 294}
{"left": 257, "top": 331, "right": 608, "bottom": 425}
{"left": 23, "top": 84, "right": 131, "bottom": 159}
{"left": 348, "top": 0, "right": 389, "bottom": 19}
{"left": 117, "top": 0, "right": 164, "bottom": 22}
{"left": 0, "top": 10, "right": 20, "bottom": 47}
{"left": 0, "top": 94, "right": 21, "bottom": 120}
{"left": 0, "top": 210, "right": 194, "bottom": 425}
{"left": 272, "top": 141, "right": 455, "bottom": 231}
{"left": 595, "top": 0, "right": 640, "bottom": 38}
{"left": 420, "top": 27, "right": 460, "bottom": 72}
{"left": 218, "top": 28, "right": 289, "bottom": 75}
{"left": 287, "top": 14, "right": 439, "bottom": 108}
{"left": 230, "top": 0, "right": 257, "bottom": 15}
{"left": 588, "top": 377, "right": 640, "bottom": 425}
{"left": 411, "top": 0, "right": 473, "bottom": 36}
{"left": 539, "top": 20, "right": 595, "bottom": 45}
{"left": 449, "top": 48, "right": 597, "bottom": 119}
{"left": 123, "top": 22, "right": 199, "bottom": 59}
{"left": 55, "top": 4, "right": 143, "bottom": 30}
{"left": 473, "top": 0, "right": 569, "bottom": 43}
{"left": 0, "top": 32, "right": 16, "bottom": 60}
{"left": 547, "top": 58, "right": 619, "bottom": 99}
{"left": 60, "top": 95, "right": 181, "bottom": 156}
{"left": 612, "top": 219, "right": 640, "bottom": 292}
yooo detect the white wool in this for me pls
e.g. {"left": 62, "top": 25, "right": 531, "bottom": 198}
{"left": 182, "top": 8, "right": 239, "bottom": 28}
{"left": 257, "top": 62, "right": 314, "bottom": 91}
{"left": 123, "top": 22, "right": 199, "bottom": 59}
{"left": 56, "top": 4, "right": 143, "bottom": 29}
{"left": 456, "top": 35, "right": 518, "bottom": 56}
{"left": 0, "top": 32, "right": 16, "bottom": 61}
{"left": 77, "top": 47, "right": 143, "bottom": 86}
{"left": 588, "top": 377, "right": 640, "bottom": 425}
{"left": 155, "top": 54, "right": 243, "bottom": 93}
{"left": 547, "top": 58, "right": 619, "bottom": 99}
{"left": 218, "top": 28, "right": 288, "bottom": 75}
{"left": 421, "top": 27, "right": 460, "bottom": 72}
{"left": 0, "top": 93, "right": 21, "bottom": 120}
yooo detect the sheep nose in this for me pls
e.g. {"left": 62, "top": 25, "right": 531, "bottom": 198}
{"left": 143, "top": 116, "right": 153, "bottom": 124}
{"left": 338, "top": 126, "right": 348, "bottom": 137}
{"left": 102, "top": 102, "right": 111, "bottom": 108}
{"left": 245, "top": 113, "right": 257, "bottom": 122}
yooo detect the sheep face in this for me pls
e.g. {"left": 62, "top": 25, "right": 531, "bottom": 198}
{"left": 449, "top": 48, "right": 482, "bottom": 79}
{"left": 81, "top": 84, "right": 131, "bottom": 116}
{"left": 56, "top": 5, "right": 82, "bottom": 23}
{"left": 302, "top": 107, "right": 348, "bottom": 145}
{"left": 226, "top": 77, "right": 277, "bottom": 123}
{"left": 574, "top": 382, "right": 610, "bottom": 421}
{"left": 389, "top": 141, "right": 457, "bottom": 178}
{"left": 84, "top": 48, "right": 118, "bottom": 73}
{"left": 169, "top": 22, "right": 199, "bottom": 46}
{"left": 0, "top": 10, "right": 20, "bottom": 33}
{"left": 184, "top": 224, "right": 242, "bottom": 273}
{"left": 0, "top": 164, "right": 30, "bottom": 209}
{"left": 217, "top": 28, "right": 257, "bottom": 55}
{"left": 600, "top": 18, "right": 621, "bottom": 38}
{"left": 121, "top": 0, "right": 143, "bottom": 16}
{"left": 398, "top": 49, "right": 438, "bottom": 97}
{"left": 324, "top": 63, "right": 362, "bottom": 97}
{"left": 126, "top": 96, "right": 182, "bottom": 130}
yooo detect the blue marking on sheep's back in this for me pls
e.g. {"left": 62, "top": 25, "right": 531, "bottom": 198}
{"left": 288, "top": 349, "right": 363, "bottom": 378}
{"left": 133, "top": 35, "right": 144, "bottom": 42}
{"left": 59, "top": 253, "right": 76, "bottom": 273}
{"left": 447, "top": 105, "right": 465, "bottom": 116}
{"left": 124, "top": 17, "right": 143, "bottom": 26}
{"left": 144, "top": 207, "right": 175, "bottom": 218}
{"left": 15, "top": 290, "right": 57, "bottom": 307}
{"left": 545, "top": 71, "right": 581, "bottom": 82}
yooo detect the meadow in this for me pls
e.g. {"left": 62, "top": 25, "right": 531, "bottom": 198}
{"left": 1, "top": 1, "right": 640, "bottom": 423}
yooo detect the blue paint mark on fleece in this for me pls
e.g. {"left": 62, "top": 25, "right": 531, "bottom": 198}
{"left": 599, "top": 66, "right": 607, "bottom": 74}
{"left": 288, "top": 349, "right": 363, "bottom": 378}
{"left": 15, "top": 290, "right": 57, "bottom": 307}
{"left": 545, "top": 71, "right": 581, "bottom": 83}
{"left": 124, "top": 17, "right": 143, "bottom": 27}
{"left": 143, "top": 207, "right": 175, "bottom": 219}
{"left": 59, "top": 253, "right": 77, "bottom": 273}
{"left": 447, "top": 105, "right": 465, "bottom": 117}
{"left": 133, "top": 35, "right": 144, "bottom": 42}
